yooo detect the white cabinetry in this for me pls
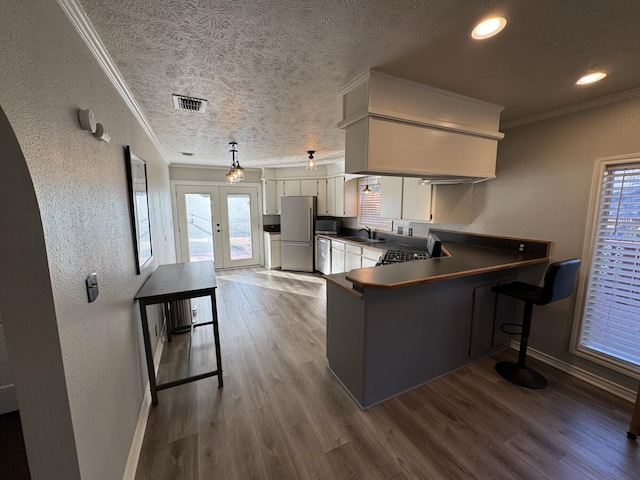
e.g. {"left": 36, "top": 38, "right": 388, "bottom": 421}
{"left": 300, "top": 179, "right": 328, "bottom": 216}
{"left": 345, "top": 244, "right": 362, "bottom": 271}
{"left": 327, "top": 176, "right": 358, "bottom": 217}
{"left": 378, "top": 177, "right": 473, "bottom": 224}
{"left": 340, "top": 71, "right": 503, "bottom": 182}
{"left": 379, "top": 176, "right": 403, "bottom": 219}
{"left": 264, "top": 233, "right": 281, "bottom": 269}
{"left": 262, "top": 180, "right": 278, "bottom": 215}
{"left": 362, "top": 246, "right": 383, "bottom": 267}
{"left": 326, "top": 177, "right": 336, "bottom": 216}
{"left": 300, "top": 179, "right": 317, "bottom": 196}
{"left": 317, "top": 180, "right": 328, "bottom": 215}
{"left": 261, "top": 173, "right": 354, "bottom": 218}
{"left": 276, "top": 180, "right": 302, "bottom": 214}
{"left": 402, "top": 178, "right": 432, "bottom": 221}
{"left": 331, "top": 239, "right": 346, "bottom": 274}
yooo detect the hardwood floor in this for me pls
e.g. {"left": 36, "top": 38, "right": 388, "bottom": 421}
{"left": 135, "top": 267, "right": 639, "bottom": 479}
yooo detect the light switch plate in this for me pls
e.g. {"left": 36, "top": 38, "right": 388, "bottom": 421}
{"left": 85, "top": 273, "right": 98, "bottom": 303}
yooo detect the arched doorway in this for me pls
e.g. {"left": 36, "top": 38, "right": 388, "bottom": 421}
{"left": 0, "top": 105, "right": 81, "bottom": 478}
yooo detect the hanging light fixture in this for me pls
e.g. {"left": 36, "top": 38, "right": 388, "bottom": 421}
{"left": 363, "top": 184, "right": 372, "bottom": 194}
{"left": 226, "top": 141, "right": 244, "bottom": 184}
{"left": 306, "top": 150, "right": 317, "bottom": 170}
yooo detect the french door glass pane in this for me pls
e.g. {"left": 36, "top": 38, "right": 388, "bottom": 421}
{"left": 185, "top": 193, "right": 214, "bottom": 262}
{"left": 227, "top": 193, "right": 253, "bottom": 260}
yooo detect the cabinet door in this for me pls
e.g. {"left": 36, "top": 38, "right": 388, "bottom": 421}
{"left": 402, "top": 178, "right": 432, "bottom": 221}
{"left": 264, "top": 232, "right": 272, "bottom": 268}
{"left": 300, "top": 179, "right": 318, "bottom": 196}
{"left": 285, "top": 180, "right": 301, "bottom": 196}
{"left": 362, "top": 247, "right": 383, "bottom": 263}
{"left": 379, "top": 176, "right": 403, "bottom": 219}
{"left": 345, "top": 252, "right": 362, "bottom": 271}
{"left": 326, "top": 177, "right": 336, "bottom": 215}
{"left": 262, "top": 180, "right": 278, "bottom": 215}
{"left": 335, "top": 177, "right": 345, "bottom": 216}
{"left": 317, "top": 179, "right": 328, "bottom": 215}
{"left": 271, "top": 240, "right": 281, "bottom": 269}
{"left": 343, "top": 178, "right": 358, "bottom": 217}
{"left": 331, "top": 249, "right": 345, "bottom": 274}
{"left": 331, "top": 240, "right": 345, "bottom": 274}
{"left": 361, "top": 257, "right": 378, "bottom": 267}
{"left": 276, "top": 180, "right": 285, "bottom": 214}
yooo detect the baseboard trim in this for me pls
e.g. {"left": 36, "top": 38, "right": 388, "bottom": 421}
{"left": 123, "top": 332, "right": 165, "bottom": 479}
{"left": 511, "top": 342, "right": 636, "bottom": 403}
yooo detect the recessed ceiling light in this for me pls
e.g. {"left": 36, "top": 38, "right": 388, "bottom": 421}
{"left": 471, "top": 16, "right": 507, "bottom": 40}
{"left": 576, "top": 72, "right": 607, "bottom": 85}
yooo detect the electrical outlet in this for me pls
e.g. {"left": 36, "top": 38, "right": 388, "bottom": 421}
{"left": 408, "top": 228, "right": 413, "bottom": 236}
{"left": 519, "top": 243, "right": 525, "bottom": 252}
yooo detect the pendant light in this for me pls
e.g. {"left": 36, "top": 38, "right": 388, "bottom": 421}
{"left": 306, "top": 150, "right": 317, "bottom": 170}
{"left": 226, "top": 141, "right": 244, "bottom": 184}
{"left": 363, "top": 184, "right": 372, "bottom": 194}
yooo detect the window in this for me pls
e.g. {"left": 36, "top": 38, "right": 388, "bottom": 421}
{"left": 357, "top": 177, "right": 392, "bottom": 230}
{"left": 575, "top": 158, "right": 640, "bottom": 373}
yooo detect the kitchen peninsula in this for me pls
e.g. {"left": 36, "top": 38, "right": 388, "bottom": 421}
{"left": 325, "top": 230, "right": 550, "bottom": 409}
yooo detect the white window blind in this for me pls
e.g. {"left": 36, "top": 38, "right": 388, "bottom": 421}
{"left": 579, "top": 162, "right": 640, "bottom": 368}
{"left": 358, "top": 178, "right": 392, "bottom": 230}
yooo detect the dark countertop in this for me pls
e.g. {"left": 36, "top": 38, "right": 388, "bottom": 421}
{"left": 323, "top": 230, "right": 551, "bottom": 291}
{"left": 342, "top": 242, "right": 548, "bottom": 290}
{"left": 315, "top": 233, "right": 420, "bottom": 253}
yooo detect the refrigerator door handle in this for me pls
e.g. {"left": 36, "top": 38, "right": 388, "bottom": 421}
{"left": 308, "top": 208, "right": 313, "bottom": 241}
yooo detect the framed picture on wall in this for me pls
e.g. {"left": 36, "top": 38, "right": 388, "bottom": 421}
{"left": 125, "top": 146, "right": 153, "bottom": 274}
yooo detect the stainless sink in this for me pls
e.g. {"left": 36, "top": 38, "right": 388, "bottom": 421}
{"left": 340, "top": 236, "right": 385, "bottom": 244}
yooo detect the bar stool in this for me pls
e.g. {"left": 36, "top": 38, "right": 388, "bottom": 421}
{"left": 492, "top": 259, "right": 581, "bottom": 389}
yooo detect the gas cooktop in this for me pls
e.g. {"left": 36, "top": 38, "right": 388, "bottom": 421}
{"left": 377, "top": 250, "right": 430, "bottom": 265}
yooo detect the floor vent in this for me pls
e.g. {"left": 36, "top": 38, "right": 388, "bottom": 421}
{"left": 172, "top": 94, "right": 207, "bottom": 113}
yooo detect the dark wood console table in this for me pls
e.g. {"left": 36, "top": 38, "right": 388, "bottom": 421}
{"left": 135, "top": 261, "right": 223, "bottom": 405}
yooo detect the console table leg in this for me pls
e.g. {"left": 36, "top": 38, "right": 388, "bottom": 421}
{"left": 139, "top": 301, "right": 158, "bottom": 406}
{"left": 210, "top": 291, "right": 223, "bottom": 388}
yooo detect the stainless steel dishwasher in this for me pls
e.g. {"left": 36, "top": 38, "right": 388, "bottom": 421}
{"left": 316, "top": 236, "right": 331, "bottom": 274}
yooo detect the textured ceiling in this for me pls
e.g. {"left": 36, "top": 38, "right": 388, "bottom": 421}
{"left": 77, "top": 0, "right": 640, "bottom": 168}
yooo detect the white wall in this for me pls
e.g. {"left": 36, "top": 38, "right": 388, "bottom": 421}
{"left": 1, "top": 1, "right": 175, "bottom": 478}
{"left": 464, "top": 96, "right": 640, "bottom": 389}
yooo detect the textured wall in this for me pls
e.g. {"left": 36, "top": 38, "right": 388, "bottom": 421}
{"left": 462, "top": 97, "right": 640, "bottom": 389}
{"left": 1, "top": 0, "right": 175, "bottom": 478}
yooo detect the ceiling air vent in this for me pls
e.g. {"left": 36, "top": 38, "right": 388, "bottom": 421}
{"left": 172, "top": 94, "right": 207, "bottom": 113}
{"left": 180, "top": 152, "right": 195, "bottom": 157}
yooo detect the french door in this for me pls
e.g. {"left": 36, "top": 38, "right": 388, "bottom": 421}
{"left": 175, "top": 184, "right": 261, "bottom": 268}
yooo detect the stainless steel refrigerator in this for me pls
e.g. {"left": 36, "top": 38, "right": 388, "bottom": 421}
{"left": 281, "top": 196, "right": 316, "bottom": 272}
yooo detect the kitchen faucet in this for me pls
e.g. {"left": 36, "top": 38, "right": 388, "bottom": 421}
{"left": 358, "top": 226, "right": 372, "bottom": 239}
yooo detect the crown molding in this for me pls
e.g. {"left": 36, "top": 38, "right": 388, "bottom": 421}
{"left": 502, "top": 87, "right": 640, "bottom": 130}
{"left": 57, "top": 0, "right": 168, "bottom": 164}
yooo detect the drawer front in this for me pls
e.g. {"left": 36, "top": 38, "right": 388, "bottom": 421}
{"left": 331, "top": 240, "right": 346, "bottom": 251}
{"left": 362, "top": 247, "right": 384, "bottom": 261}
{"left": 346, "top": 244, "right": 362, "bottom": 255}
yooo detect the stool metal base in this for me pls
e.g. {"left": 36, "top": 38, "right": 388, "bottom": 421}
{"left": 495, "top": 361, "right": 547, "bottom": 389}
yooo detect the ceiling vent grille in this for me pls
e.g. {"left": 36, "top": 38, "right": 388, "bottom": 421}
{"left": 172, "top": 94, "right": 207, "bottom": 113}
